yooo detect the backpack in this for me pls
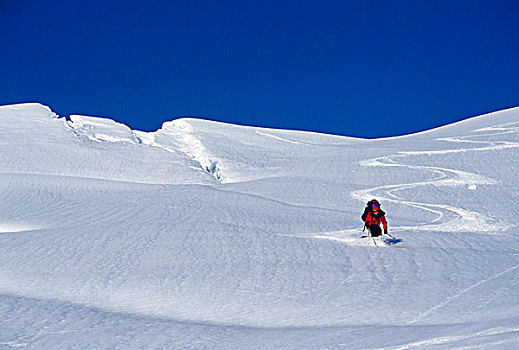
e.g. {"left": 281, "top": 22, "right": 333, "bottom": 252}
{"left": 361, "top": 199, "right": 380, "bottom": 222}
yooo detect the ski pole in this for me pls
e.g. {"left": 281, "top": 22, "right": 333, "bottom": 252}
{"left": 371, "top": 233, "right": 377, "bottom": 246}
{"left": 384, "top": 231, "right": 397, "bottom": 240}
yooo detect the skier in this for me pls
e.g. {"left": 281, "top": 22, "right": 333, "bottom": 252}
{"left": 361, "top": 200, "right": 389, "bottom": 238}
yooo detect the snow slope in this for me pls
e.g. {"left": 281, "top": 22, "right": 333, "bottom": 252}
{"left": 1, "top": 103, "right": 518, "bottom": 349}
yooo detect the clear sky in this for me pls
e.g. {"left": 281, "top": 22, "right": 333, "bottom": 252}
{"left": 2, "top": 1, "right": 518, "bottom": 138}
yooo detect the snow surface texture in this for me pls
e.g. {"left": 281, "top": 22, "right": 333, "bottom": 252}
{"left": 1, "top": 103, "right": 518, "bottom": 349}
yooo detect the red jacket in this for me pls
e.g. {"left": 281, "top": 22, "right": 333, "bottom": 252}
{"left": 365, "top": 211, "right": 388, "bottom": 230}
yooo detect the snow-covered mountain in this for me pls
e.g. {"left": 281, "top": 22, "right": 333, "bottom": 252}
{"left": 1, "top": 103, "right": 518, "bottom": 349}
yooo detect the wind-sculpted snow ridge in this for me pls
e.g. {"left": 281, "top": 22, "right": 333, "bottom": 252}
{"left": 0, "top": 104, "right": 219, "bottom": 185}
{"left": 65, "top": 114, "right": 224, "bottom": 182}
{"left": 1, "top": 103, "right": 519, "bottom": 349}
{"left": 151, "top": 119, "right": 223, "bottom": 181}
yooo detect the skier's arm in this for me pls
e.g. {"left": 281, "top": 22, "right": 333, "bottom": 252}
{"left": 381, "top": 216, "right": 388, "bottom": 230}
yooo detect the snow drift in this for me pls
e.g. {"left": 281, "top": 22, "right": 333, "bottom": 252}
{"left": 0, "top": 103, "right": 518, "bottom": 349}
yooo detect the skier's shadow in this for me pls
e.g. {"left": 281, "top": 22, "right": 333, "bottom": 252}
{"left": 384, "top": 238, "right": 403, "bottom": 245}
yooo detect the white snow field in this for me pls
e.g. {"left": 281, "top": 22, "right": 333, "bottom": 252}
{"left": 1, "top": 103, "right": 518, "bottom": 349}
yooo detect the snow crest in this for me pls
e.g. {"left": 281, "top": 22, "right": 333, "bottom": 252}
{"left": 65, "top": 115, "right": 222, "bottom": 181}
{"left": 155, "top": 119, "right": 222, "bottom": 180}
{"left": 67, "top": 115, "right": 142, "bottom": 144}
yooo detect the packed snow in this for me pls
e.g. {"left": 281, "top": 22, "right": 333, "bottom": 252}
{"left": 1, "top": 103, "right": 518, "bottom": 349}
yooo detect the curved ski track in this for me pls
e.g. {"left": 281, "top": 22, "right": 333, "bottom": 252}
{"left": 350, "top": 122, "right": 519, "bottom": 235}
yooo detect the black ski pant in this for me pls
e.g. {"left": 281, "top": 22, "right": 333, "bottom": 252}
{"left": 368, "top": 225, "right": 382, "bottom": 237}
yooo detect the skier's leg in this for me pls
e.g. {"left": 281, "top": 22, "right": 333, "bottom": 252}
{"left": 371, "top": 225, "right": 382, "bottom": 237}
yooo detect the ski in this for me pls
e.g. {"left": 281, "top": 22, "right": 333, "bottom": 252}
{"left": 362, "top": 234, "right": 400, "bottom": 241}
{"left": 391, "top": 243, "right": 408, "bottom": 249}
{"left": 361, "top": 235, "right": 407, "bottom": 249}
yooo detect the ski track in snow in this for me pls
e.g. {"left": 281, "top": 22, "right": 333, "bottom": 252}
{"left": 379, "top": 325, "right": 519, "bottom": 350}
{"left": 350, "top": 123, "right": 519, "bottom": 235}
{"left": 313, "top": 121, "right": 519, "bottom": 248}
{"left": 408, "top": 262, "right": 519, "bottom": 325}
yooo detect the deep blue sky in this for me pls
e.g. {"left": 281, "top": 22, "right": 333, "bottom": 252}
{"left": 2, "top": 1, "right": 518, "bottom": 138}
